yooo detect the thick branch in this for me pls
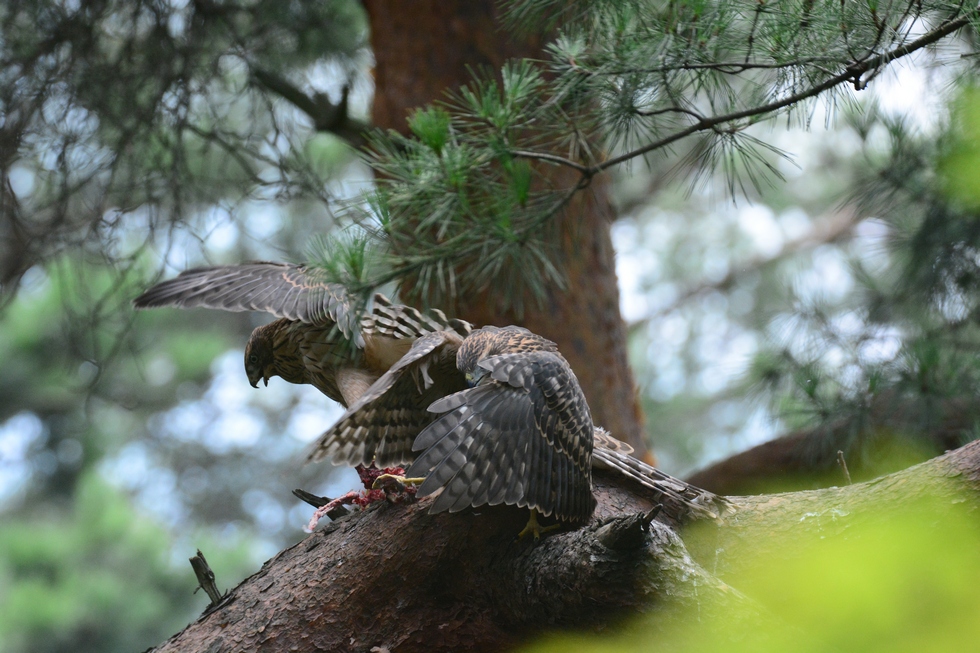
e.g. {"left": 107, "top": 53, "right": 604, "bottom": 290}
{"left": 150, "top": 475, "right": 754, "bottom": 653}
{"left": 150, "top": 439, "right": 980, "bottom": 653}
{"left": 687, "top": 391, "right": 975, "bottom": 495}
{"left": 686, "top": 438, "right": 980, "bottom": 581}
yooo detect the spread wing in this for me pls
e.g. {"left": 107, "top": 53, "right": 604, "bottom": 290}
{"left": 591, "top": 429, "right": 729, "bottom": 521}
{"left": 308, "top": 330, "right": 467, "bottom": 466}
{"left": 133, "top": 262, "right": 360, "bottom": 339}
{"left": 407, "top": 350, "right": 595, "bottom": 522}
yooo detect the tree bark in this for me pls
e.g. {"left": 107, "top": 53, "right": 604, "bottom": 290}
{"left": 363, "top": 0, "right": 647, "bottom": 457}
{"left": 149, "top": 439, "right": 980, "bottom": 653}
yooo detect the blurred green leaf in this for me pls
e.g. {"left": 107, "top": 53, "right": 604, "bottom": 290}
{"left": 939, "top": 87, "right": 980, "bottom": 209}
{"left": 528, "top": 497, "right": 980, "bottom": 653}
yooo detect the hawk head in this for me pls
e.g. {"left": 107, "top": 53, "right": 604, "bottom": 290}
{"left": 456, "top": 325, "right": 558, "bottom": 385}
{"left": 244, "top": 325, "right": 275, "bottom": 388}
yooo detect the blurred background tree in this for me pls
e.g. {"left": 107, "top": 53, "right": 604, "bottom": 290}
{"left": 2, "top": 1, "right": 980, "bottom": 651}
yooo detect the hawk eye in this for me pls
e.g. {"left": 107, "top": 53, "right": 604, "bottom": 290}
{"left": 249, "top": 355, "right": 258, "bottom": 364}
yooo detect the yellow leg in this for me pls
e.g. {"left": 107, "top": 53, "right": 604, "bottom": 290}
{"left": 372, "top": 474, "right": 426, "bottom": 491}
{"left": 517, "top": 509, "right": 561, "bottom": 541}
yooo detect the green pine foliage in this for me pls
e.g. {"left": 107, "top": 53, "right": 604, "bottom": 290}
{"left": 324, "top": 0, "right": 976, "bottom": 310}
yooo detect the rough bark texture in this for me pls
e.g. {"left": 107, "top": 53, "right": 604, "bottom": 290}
{"left": 149, "top": 440, "right": 980, "bottom": 653}
{"left": 148, "top": 472, "right": 739, "bottom": 653}
{"left": 364, "top": 0, "right": 647, "bottom": 457}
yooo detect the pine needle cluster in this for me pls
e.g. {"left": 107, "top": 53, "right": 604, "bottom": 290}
{"left": 324, "top": 0, "right": 977, "bottom": 309}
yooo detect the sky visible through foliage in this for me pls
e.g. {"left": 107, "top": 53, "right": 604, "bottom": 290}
{"left": 2, "top": 3, "right": 979, "bottom": 649}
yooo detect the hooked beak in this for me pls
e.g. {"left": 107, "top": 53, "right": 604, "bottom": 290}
{"left": 247, "top": 370, "right": 264, "bottom": 389}
{"left": 246, "top": 364, "right": 271, "bottom": 389}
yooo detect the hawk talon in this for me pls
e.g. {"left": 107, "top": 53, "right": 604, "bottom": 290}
{"left": 517, "top": 509, "right": 561, "bottom": 541}
{"left": 371, "top": 473, "right": 425, "bottom": 491}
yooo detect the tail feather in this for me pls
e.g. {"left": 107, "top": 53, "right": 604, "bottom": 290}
{"left": 592, "top": 443, "right": 730, "bottom": 520}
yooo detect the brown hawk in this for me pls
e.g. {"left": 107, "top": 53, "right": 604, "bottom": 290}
{"left": 311, "top": 325, "right": 725, "bottom": 522}
{"left": 133, "top": 262, "right": 471, "bottom": 407}
{"left": 406, "top": 326, "right": 595, "bottom": 524}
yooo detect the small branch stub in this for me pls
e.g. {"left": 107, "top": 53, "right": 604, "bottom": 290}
{"left": 596, "top": 505, "right": 663, "bottom": 551}
{"left": 188, "top": 549, "right": 226, "bottom": 613}
{"left": 837, "top": 450, "right": 852, "bottom": 485}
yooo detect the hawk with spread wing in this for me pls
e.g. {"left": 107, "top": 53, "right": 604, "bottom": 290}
{"left": 408, "top": 326, "right": 596, "bottom": 525}
{"left": 311, "top": 324, "right": 724, "bottom": 525}
{"left": 133, "top": 262, "right": 471, "bottom": 407}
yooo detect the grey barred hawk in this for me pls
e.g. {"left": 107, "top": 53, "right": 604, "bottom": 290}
{"left": 133, "top": 262, "right": 471, "bottom": 407}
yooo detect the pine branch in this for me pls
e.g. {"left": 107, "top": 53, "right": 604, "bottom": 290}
{"left": 512, "top": 10, "right": 976, "bottom": 178}
{"left": 319, "top": 4, "right": 978, "bottom": 316}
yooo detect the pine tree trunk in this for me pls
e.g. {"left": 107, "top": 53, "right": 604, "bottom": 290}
{"left": 363, "top": 0, "right": 648, "bottom": 457}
